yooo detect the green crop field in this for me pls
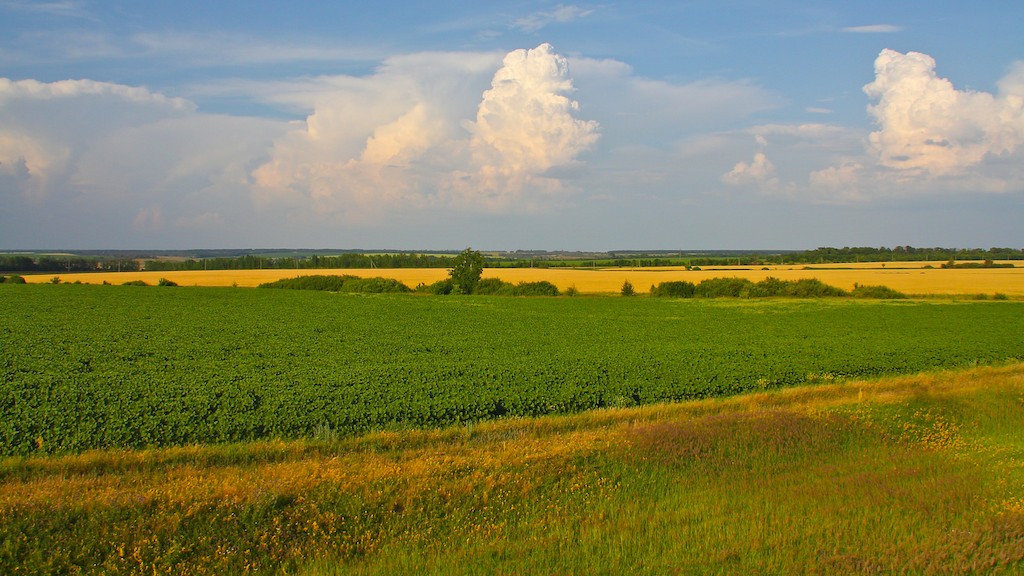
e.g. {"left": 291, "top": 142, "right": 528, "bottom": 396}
{"left": 2, "top": 283, "right": 1022, "bottom": 456}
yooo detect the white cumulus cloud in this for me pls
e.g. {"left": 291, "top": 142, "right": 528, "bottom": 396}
{"left": 721, "top": 134, "right": 780, "bottom": 191}
{"left": 452, "top": 43, "right": 600, "bottom": 209}
{"left": 0, "top": 76, "right": 285, "bottom": 244}
{"left": 254, "top": 43, "right": 599, "bottom": 216}
{"left": 721, "top": 49, "right": 1024, "bottom": 203}
{"left": 864, "top": 49, "right": 1024, "bottom": 178}
{"left": 0, "top": 77, "right": 193, "bottom": 201}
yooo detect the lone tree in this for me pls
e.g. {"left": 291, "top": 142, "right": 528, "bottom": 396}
{"left": 449, "top": 247, "right": 485, "bottom": 294}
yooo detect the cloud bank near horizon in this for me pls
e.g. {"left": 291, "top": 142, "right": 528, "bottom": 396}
{"left": 1, "top": 45, "right": 1022, "bottom": 247}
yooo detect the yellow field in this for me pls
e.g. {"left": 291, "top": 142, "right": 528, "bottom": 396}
{"left": 20, "top": 261, "right": 1024, "bottom": 296}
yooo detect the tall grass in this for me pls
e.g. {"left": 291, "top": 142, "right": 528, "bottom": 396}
{"left": 1, "top": 364, "right": 1022, "bottom": 574}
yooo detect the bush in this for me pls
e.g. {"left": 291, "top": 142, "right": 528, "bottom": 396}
{"left": 651, "top": 281, "right": 696, "bottom": 298}
{"left": 260, "top": 275, "right": 410, "bottom": 293}
{"left": 850, "top": 284, "right": 907, "bottom": 299}
{"left": 621, "top": 280, "right": 635, "bottom": 296}
{"left": 418, "top": 279, "right": 455, "bottom": 295}
{"left": 473, "top": 278, "right": 514, "bottom": 295}
{"left": 260, "top": 275, "right": 353, "bottom": 291}
{"left": 695, "top": 277, "right": 754, "bottom": 298}
{"left": 512, "top": 281, "right": 560, "bottom": 297}
{"left": 338, "top": 277, "right": 411, "bottom": 294}
{"left": 1, "top": 275, "right": 27, "bottom": 284}
{"left": 157, "top": 278, "right": 178, "bottom": 287}
{"left": 122, "top": 280, "right": 149, "bottom": 286}
{"left": 564, "top": 285, "right": 579, "bottom": 297}
{"left": 782, "top": 278, "right": 848, "bottom": 298}
{"left": 748, "top": 276, "right": 788, "bottom": 297}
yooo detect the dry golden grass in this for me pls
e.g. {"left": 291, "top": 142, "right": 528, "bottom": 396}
{"left": 4, "top": 363, "right": 1019, "bottom": 515}
{"left": 2, "top": 363, "right": 1023, "bottom": 573}
{"left": 21, "top": 260, "right": 1024, "bottom": 296}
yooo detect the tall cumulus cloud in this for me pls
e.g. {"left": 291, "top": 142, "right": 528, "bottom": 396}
{"left": 451, "top": 43, "right": 600, "bottom": 210}
{"left": 253, "top": 43, "right": 599, "bottom": 217}
{"left": 865, "top": 49, "right": 1024, "bottom": 177}
{"left": 721, "top": 49, "right": 1024, "bottom": 202}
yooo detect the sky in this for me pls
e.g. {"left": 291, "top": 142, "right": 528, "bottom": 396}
{"left": 1, "top": 1, "right": 1023, "bottom": 251}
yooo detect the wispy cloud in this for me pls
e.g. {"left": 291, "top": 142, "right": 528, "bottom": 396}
{"left": 842, "top": 24, "right": 902, "bottom": 34}
{"left": 513, "top": 4, "right": 593, "bottom": 33}
{"left": 2, "top": 29, "right": 385, "bottom": 67}
{"left": 130, "top": 32, "right": 383, "bottom": 66}
{"left": 0, "top": 0, "right": 92, "bottom": 18}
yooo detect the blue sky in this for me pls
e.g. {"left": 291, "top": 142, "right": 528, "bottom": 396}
{"left": 1, "top": 1, "right": 1022, "bottom": 250}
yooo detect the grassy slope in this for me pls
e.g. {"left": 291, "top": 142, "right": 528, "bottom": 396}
{"left": 2, "top": 363, "right": 1023, "bottom": 574}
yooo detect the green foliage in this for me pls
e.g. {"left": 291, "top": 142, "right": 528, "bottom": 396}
{"left": 1, "top": 284, "right": 1022, "bottom": 456}
{"left": 511, "top": 281, "right": 560, "bottom": 296}
{"left": 418, "top": 279, "right": 454, "bottom": 295}
{"left": 675, "top": 277, "right": 853, "bottom": 298}
{"left": 766, "top": 278, "right": 847, "bottom": 297}
{"left": 260, "top": 275, "right": 353, "bottom": 291}
{"left": 650, "top": 281, "right": 696, "bottom": 298}
{"left": 564, "top": 285, "right": 579, "bottom": 297}
{"left": 472, "top": 278, "right": 513, "bottom": 295}
{"left": 157, "top": 278, "right": 178, "bottom": 287}
{"left": 259, "top": 275, "right": 411, "bottom": 293}
{"left": 620, "top": 280, "right": 634, "bottom": 296}
{"left": 0, "top": 254, "right": 140, "bottom": 274}
{"left": 941, "top": 259, "right": 1014, "bottom": 269}
{"left": 850, "top": 284, "right": 908, "bottom": 299}
{"left": 337, "top": 277, "right": 411, "bottom": 294}
{"left": 695, "top": 277, "right": 754, "bottom": 297}
{"left": 141, "top": 251, "right": 457, "bottom": 272}
{"left": 0, "top": 275, "right": 27, "bottom": 284}
{"left": 121, "top": 280, "right": 149, "bottom": 286}
{"left": 466, "top": 279, "right": 560, "bottom": 296}
{"left": 449, "top": 248, "right": 485, "bottom": 294}
{"left": 797, "top": 246, "right": 1023, "bottom": 265}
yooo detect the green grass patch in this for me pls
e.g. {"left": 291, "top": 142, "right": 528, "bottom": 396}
{"left": 1, "top": 364, "right": 1022, "bottom": 574}
{"left": 1, "top": 284, "right": 1022, "bottom": 455}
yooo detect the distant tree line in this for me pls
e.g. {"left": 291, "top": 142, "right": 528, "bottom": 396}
{"left": 0, "top": 255, "right": 140, "bottom": 273}
{"left": 0, "top": 252, "right": 456, "bottom": 273}
{"left": 514, "top": 246, "right": 1023, "bottom": 268}
{"left": 3, "top": 246, "right": 1020, "bottom": 274}
{"left": 141, "top": 253, "right": 456, "bottom": 271}
{"left": 791, "top": 246, "right": 1022, "bottom": 264}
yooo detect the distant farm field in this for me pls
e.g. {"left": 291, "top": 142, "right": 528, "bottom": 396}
{"left": 2, "top": 283, "right": 1022, "bottom": 456}
{"left": 19, "top": 261, "right": 1024, "bottom": 296}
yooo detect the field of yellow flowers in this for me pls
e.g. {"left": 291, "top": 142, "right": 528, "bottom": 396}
{"left": 21, "top": 260, "right": 1024, "bottom": 296}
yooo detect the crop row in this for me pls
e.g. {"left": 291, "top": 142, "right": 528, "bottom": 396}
{"left": 1, "top": 284, "right": 1022, "bottom": 455}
